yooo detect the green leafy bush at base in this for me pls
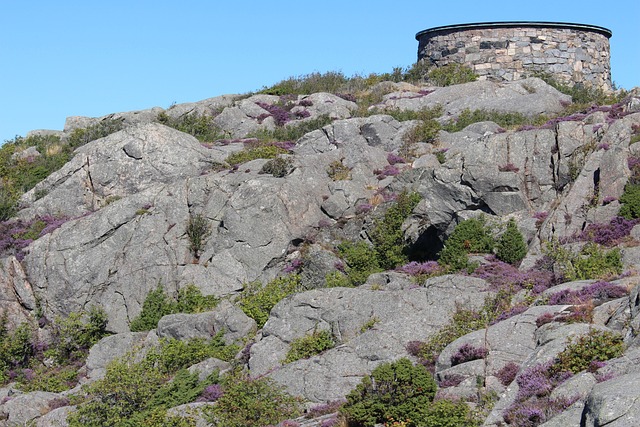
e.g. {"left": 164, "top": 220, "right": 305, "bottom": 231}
{"left": 341, "top": 358, "right": 438, "bottom": 426}
{"left": 496, "top": 219, "right": 527, "bottom": 265}
{"left": 157, "top": 111, "right": 225, "bottom": 142}
{"left": 284, "top": 329, "right": 335, "bottom": 363}
{"left": 226, "top": 144, "right": 289, "bottom": 166}
{"left": 67, "top": 118, "right": 124, "bottom": 149}
{"left": 337, "top": 241, "right": 382, "bottom": 286}
{"left": 239, "top": 274, "right": 301, "bottom": 328}
{"left": 46, "top": 305, "right": 109, "bottom": 364}
{"left": 186, "top": 213, "right": 211, "bottom": 257}
{"left": 545, "top": 241, "right": 622, "bottom": 281}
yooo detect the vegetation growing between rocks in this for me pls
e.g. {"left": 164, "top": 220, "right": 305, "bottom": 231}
{"left": 238, "top": 274, "right": 302, "bottom": 328}
{"left": 284, "top": 329, "right": 335, "bottom": 363}
{"left": 130, "top": 284, "right": 218, "bottom": 332}
{"left": 495, "top": 218, "right": 527, "bottom": 265}
{"left": 67, "top": 118, "right": 124, "bottom": 149}
{"left": 341, "top": 358, "right": 477, "bottom": 427}
{"left": 157, "top": 111, "right": 225, "bottom": 142}
{"left": 438, "top": 217, "right": 495, "bottom": 271}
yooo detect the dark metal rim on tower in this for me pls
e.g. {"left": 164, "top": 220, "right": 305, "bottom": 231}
{"left": 415, "top": 21, "right": 612, "bottom": 40}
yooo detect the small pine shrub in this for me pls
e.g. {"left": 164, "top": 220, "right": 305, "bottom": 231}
{"left": 239, "top": 275, "right": 301, "bottom": 328}
{"left": 341, "top": 358, "right": 437, "bottom": 427}
{"left": 438, "top": 217, "right": 495, "bottom": 271}
{"left": 336, "top": 241, "right": 382, "bottom": 286}
{"left": 427, "top": 64, "right": 477, "bottom": 87}
{"left": 496, "top": 219, "right": 527, "bottom": 265}
{"left": 619, "top": 184, "right": 640, "bottom": 219}
{"left": 371, "top": 191, "right": 421, "bottom": 270}
{"left": 284, "top": 329, "right": 335, "bottom": 363}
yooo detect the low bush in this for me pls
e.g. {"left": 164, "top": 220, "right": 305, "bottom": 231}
{"left": 67, "top": 118, "right": 124, "bottom": 149}
{"left": 544, "top": 241, "right": 622, "bottom": 281}
{"left": 552, "top": 328, "right": 624, "bottom": 375}
{"left": 157, "top": 111, "right": 224, "bottom": 142}
{"left": 284, "top": 329, "right": 335, "bottom": 363}
{"left": 260, "top": 156, "right": 293, "bottom": 177}
{"left": 226, "top": 143, "right": 289, "bottom": 166}
{"left": 130, "top": 284, "right": 218, "bottom": 332}
{"left": 46, "top": 305, "right": 109, "bottom": 364}
{"left": 203, "top": 371, "right": 301, "bottom": 427}
{"left": 427, "top": 64, "right": 478, "bottom": 87}
{"left": 336, "top": 241, "right": 382, "bottom": 286}
{"left": 327, "top": 160, "right": 352, "bottom": 180}
{"left": 577, "top": 216, "right": 638, "bottom": 246}
{"left": 239, "top": 274, "right": 301, "bottom": 328}
{"left": 341, "top": 358, "right": 437, "bottom": 426}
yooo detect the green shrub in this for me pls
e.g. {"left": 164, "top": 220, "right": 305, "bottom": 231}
{"left": 68, "top": 357, "right": 166, "bottom": 427}
{"left": 67, "top": 118, "right": 124, "bottom": 149}
{"left": 325, "top": 270, "right": 353, "bottom": 288}
{"left": 438, "top": 217, "right": 495, "bottom": 271}
{"left": 130, "top": 284, "right": 218, "bottom": 332}
{"left": 337, "top": 241, "right": 382, "bottom": 286}
{"left": 341, "top": 358, "right": 437, "bottom": 426}
{"left": 552, "top": 328, "right": 624, "bottom": 375}
{"left": 327, "top": 160, "right": 352, "bottom": 180}
{"left": 545, "top": 241, "right": 622, "bottom": 281}
{"left": 157, "top": 111, "right": 224, "bottom": 142}
{"left": 496, "top": 219, "right": 527, "bottom": 265}
{"left": 284, "top": 329, "right": 335, "bottom": 363}
{"left": 535, "top": 72, "right": 627, "bottom": 106}
{"left": 260, "top": 156, "right": 293, "bottom": 177}
{"left": 423, "top": 399, "right": 479, "bottom": 427}
{"left": 0, "top": 320, "right": 33, "bottom": 378}
{"left": 619, "top": 183, "right": 640, "bottom": 219}
{"left": 204, "top": 372, "right": 301, "bottom": 427}
{"left": 260, "top": 71, "right": 349, "bottom": 96}
{"left": 442, "top": 109, "right": 537, "bottom": 133}
{"left": 239, "top": 274, "right": 301, "bottom": 328}
{"left": 46, "top": 305, "right": 109, "bottom": 364}
{"left": 186, "top": 213, "right": 211, "bottom": 258}
{"left": 371, "top": 191, "right": 421, "bottom": 269}
{"left": 428, "top": 64, "right": 478, "bottom": 87}
{"left": 19, "top": 364, "right": 80, "bottom": 393}
{"left": 249, "top": 114, "right": 334, "bottom": 143}
{"left": 149, "top": 334, "right": 238, "bottom": 373}
{"left": 226, "top": 144, "right": 288, "bottom": 166}
{"left": 404, "top": 119, "right": 442, "bottom": 145}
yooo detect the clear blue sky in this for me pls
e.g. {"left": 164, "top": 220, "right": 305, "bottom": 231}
{"left": 1, "top": 0, "right": 638, "bottom": 143}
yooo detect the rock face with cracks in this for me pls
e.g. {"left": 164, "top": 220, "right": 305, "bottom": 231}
{"left": 2, "top": 76, "right": 640, "bottom": 426}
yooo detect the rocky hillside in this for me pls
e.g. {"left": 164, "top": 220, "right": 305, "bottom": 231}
{"left": 1, "top": 68, "right": 640, "bottom": 426}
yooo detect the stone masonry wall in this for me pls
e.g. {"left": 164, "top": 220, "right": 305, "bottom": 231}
{"left": 416, "top": 23, "right": 611, "bottom": 90}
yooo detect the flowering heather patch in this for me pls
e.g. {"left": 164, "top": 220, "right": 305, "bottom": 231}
{"left": 470, "top": 259, "right": 555, "bottom": 294}
{"left": 396, "top": 261, "right": 444, "bottom": 278}
{"left": 533, "top": 211, "right": 548, "bottom": 226}
{"left": 272, "top": 141, "right": 296, "bottom": 151}
{"left": 577, "top": 216, "right": 638, "bottom": 246}
{"left": 256, "top": 102, "right": 292, "bottom": 126}
{"left": 602, "top": 196, "right": 617, "bottom": 205}
{"left": 281, "top": 420, "right": 301, "bottom": 427}
{"left": 450, "top": 343, "right": 488, "bottom": 366}
{"left": 597, "top": 142, "right": 610, "bottom": 151}
{"left": 374, "top": 164, "right": 401, "bottom": 179}
{"left": 387, "top": 152, "right": 406, "bottom": 165}
{"left": 197, "top": 384, "right": 224, "bottom": 402}
{"left": 320, "top": 418, "right": 339, "bottom": 427}
{"left": 0, "top": 214, "right": 69, "bottom": 261}
{"left": 298, "top": 99, "right": 313, "bottom": 107}
{"left": 355, "top": 203, "right": 373, "bottom": 214}
{"left": 499, "top": 162, "right": 520, "bottom": 172}
{"left": 535, "top": 312, "right": 555, "bottom": 328}
{"left": 496, "top": 362, "right": 520, "bottom": 386}
{"left": 491, "top": 304, "right": 528, "bottom": 325}
{"left": 283, "top": 258, "right": 303, "bottom": 274}
{"left": 547, "top": 281, "right": 628, "bottom": 306}
{"left": 406, "top": 340, "right": 424, "bottom": 358}
{"left": 294, "top": 109, "right": 311, "bottom": 119}
{"left": 307, "top": 400, "right": 345, "bottom": 418}
{"left": 335, "top": 93, "right": 356, "bottom": 103}
{"left": 438, "top": 373, "right": 465, "bottom": 388}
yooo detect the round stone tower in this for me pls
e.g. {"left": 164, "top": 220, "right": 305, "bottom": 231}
{"left": 416, "top": 21, "right": 612, "bottom": 90}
